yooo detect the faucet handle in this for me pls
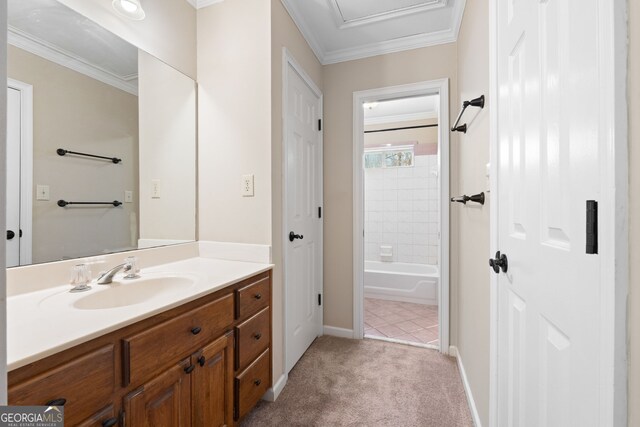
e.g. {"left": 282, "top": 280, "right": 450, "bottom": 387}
{"left": 123, "top": 256, "right": 140, "bottom": 279}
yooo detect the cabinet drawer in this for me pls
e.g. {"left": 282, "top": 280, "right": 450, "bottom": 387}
{"left": 236, "top": 276, "right": 270, "bottom": 319}
{"left": 123, "top": 294, "right": 234, "bottom": 386}
{"left": 77, "top": 405, "right": 117, "bottom": 427}
{"left": 9, "top": 345, "right": 115, "bottom": 426}
{"left": 235, "top": 307, "right": 270, "bottom": 371}
{"left": 235, "top": 349, "right": 270, "bottom": 421}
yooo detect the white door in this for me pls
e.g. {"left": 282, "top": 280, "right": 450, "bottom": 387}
{"left": 496, "top": 0, "right": 609, "bottom": 425}
{"left": 284, "top": 57, "right": 323, "bottom": 372}
{"left": 6, "top": 87, "right": 22, "bottom": 267}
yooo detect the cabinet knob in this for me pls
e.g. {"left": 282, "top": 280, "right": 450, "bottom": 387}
{"left": 191, "top": 327, "right": 202, "bottom": 335}
{"left": 184, "top": 365, "right": 196, "bottom": 374}
{"left": 102, "top": 418, "right": 118, "bottom": 427}
{"left": 46, "top": 398, "right": 66, "bottom": 406}
{"left": 254, "top": 379, "right": 262, "bottom": 386}
{"left": 253, "top": 333, "right": 262, "bottom": 340}
{"left": 198, "top": 355, "right": 206, "bottom": 367}
{"left": 254, "top": 293, "right": 262, "bottom": 300}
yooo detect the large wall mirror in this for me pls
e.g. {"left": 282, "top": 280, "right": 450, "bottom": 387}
{"left": 6, "top": 0, "right": 197, "bottom": 267}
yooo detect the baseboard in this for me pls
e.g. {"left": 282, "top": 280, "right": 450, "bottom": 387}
{"left": 450, "top": 346, "right": 483, "bottom": 427}
{"left": 323, "top": 325, "right": 354, "bottom": 338}
{"left": 263, "top": 373, "right": 287, "bottom": 402}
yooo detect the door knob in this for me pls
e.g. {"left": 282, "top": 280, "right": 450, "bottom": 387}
{"left": 489, "top": 251, "right": 508, "bottom": 274}
{"left": 289, "top": 231, "right": 304, "bottom": 242}
{"left": 6, "top": 230, "right": 15, "bottom": 240}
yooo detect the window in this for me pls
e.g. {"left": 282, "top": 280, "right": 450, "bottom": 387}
{"left": 364, "top": 146, "right": 414, "bottom": 169}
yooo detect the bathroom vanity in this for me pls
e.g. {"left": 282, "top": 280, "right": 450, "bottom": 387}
{"left": 7, "top": 259, "right": 272, "bottom": 427}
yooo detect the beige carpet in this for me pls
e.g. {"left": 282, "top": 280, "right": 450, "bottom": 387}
{"left": 241, "top": 336, "right": 473, "bottom": 427}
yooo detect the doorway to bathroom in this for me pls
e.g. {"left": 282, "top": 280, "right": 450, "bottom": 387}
{"left": 353, "top": 80, "right": 450, "bottom": 353}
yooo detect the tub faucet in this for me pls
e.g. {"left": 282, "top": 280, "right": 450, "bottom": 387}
{"left": 97, "top": 262, "right": 132, "bottom": 284}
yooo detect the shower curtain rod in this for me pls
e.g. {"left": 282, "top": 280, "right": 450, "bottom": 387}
{"left": 364, "top": 124, "right": 438, "bottom": 134}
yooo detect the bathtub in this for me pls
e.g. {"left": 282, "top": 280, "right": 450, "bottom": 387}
{"left": 364, "top": 261, "right": 439, "bottom": 305}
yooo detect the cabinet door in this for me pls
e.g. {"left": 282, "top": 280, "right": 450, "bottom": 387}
{"left": 124, "top": 359, "right": 192, "bottom": 427}
{"left": 192, "top": 333, "right": 234, "bottom": 427}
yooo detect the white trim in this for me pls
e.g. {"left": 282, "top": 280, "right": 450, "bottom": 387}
{"left": 280, "top": 0, "right": 326, "bottom": 65}
{"left": 263, "top": 373, "right": 288, "bottom": 402}
{"left": 352, "top": 79, "right": 450, "bottom": 355}
{"left": 282, "top": 48, "right": 324, "bottom": 374}
{"left": 450, "top": 346, "right": 482, "bottom": 427}
{"left": 327, "top": 0, "right": 447, "bottom": 30}
{"left": 8, "top": 27, "right": 138, "bottom": 96}
{"left": 364, "top": 111, "right": 438, "bottom": 126}
{"left": 323, "top": 326, "right": 354, "bottom": 339}
{"left": 195, "top": 0, "right": 225, "bottom": 9}
{"left": 365, "top": 334, "right": 438, "bottom": 350}
{"left": 281, "top": 0, "right": 466, "bottom": 65}
{"left": 7, "top": 78, "right": 33, "bottom": 266}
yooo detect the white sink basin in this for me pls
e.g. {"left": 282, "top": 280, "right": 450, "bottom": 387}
{"left": 73, "top": 276, "right": 196, "bottom": 310}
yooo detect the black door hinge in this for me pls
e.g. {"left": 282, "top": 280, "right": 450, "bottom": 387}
{"left": 586, "top": 200, "right": 598, "bottom": 254}
{"left": 318, "top": 294, "right": 322, "bottom": 306}
{"left": 318, "top": 119, "right": 322, "bottom": 131}
{"left": 318, "top": 207, "right": 322, "bottom": 218}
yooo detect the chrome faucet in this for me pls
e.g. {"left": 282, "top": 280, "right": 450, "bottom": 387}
{"left": 97, "top": 262, "right": 132, "bottom": 285}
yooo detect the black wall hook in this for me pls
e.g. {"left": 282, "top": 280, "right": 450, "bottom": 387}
{"left": 451, "top": 95, "right": 485, "bottom": 133}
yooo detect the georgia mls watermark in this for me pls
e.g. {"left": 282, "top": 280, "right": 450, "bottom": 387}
{"left": 0, "top": 406, "right": 64, "bottom": 427}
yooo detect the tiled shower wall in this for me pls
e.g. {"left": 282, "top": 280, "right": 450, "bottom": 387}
{"left": 364, "top": 155, "right": 439, "bottom": 265}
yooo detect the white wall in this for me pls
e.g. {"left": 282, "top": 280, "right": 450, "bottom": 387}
{"left": 138, "top": 50, "right": 196, "bottom": 244}
{"left": 56, "top": 0, "right": 196, "bottom": 79}
{"left": 364, "top": 155, "right": 440, "bottom": 265}
{"left": 0, "top": 0, "right": 7, "bottom": 405}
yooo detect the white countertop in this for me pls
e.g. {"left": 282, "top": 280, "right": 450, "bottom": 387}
{"left": 7, "top": 257, "right": 273, "bottom": 371}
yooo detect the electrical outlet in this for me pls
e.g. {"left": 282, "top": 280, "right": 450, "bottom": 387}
{"left": 36, "top": 185, "right": 50, "bottom": 201}
{"left": 151, "top": 180, "right": 161, "bottom": 199}
{"left": 241, "top": 174, "right": 254, "bottom": 197}
{"left": 125, "top": 190, "right": 133, "bottom": 203}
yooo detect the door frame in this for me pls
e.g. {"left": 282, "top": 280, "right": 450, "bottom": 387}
{"left": 282, "top": 48, "right": 324, "bottom": 373}
{"left": 352, "top": 79, "right": 450, "bottom": 354}
{"left": 488, "top": 0, "right": 629, "bottom": 424}
{"left": 7, "top": 78, "right": 33, "bottom": 266}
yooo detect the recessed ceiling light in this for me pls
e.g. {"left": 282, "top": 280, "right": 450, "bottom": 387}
{"left": 112, "top": 0, "right": 146, "bottom": 20}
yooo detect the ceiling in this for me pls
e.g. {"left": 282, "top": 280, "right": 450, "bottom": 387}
{"left": 364, "top": 95, "right": 439, "bottom": 126}
{"left": 8, "top": 0, "right": 138, "bottom": 95}
{"left": 281, "top": 0, "right": 466, "bottom": 64}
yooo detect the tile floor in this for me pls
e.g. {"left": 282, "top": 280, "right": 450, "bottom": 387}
{"left": 364, "top": 297, "right": 439, "bottom": 346}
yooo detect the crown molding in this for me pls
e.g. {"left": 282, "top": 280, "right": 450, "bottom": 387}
{"left": 282, "top": 0, "right": 466, "bottom": 65}
{"left": 188, "top": 0, "right": 224, "bottom": 9}
{"left": 280, "top": 0, "right": 326, "bottom": 64}
{"left": 328, "top": 0, "right": 448, "bottom": 30}
{"left": 364, "top": 111, "right": 438, "bottom": 126}
{"left": 8, "top": 27, "right": 138, "bottom": 95}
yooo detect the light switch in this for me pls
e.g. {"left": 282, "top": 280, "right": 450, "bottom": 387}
{"left": 151, "top": 180, "right": 161, "bottom": 199}
{"left": 36, "top": 185, "right": 50, "bottom": 201}
{"left": 125, "top": 190, "right": 133, "bottom": 203}
{"left": 241, "top": 174, "right": 254, "bottom": 197}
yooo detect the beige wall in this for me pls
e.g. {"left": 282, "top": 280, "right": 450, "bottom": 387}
{"left": 271, "top": 0, "right": 324, "bottom": 382}
{"left": 455, "top": 0, "right": 491, "bottom": 425}
{"left": 197, "top": 0, "right": 272, "bottom": 247}
{"left": 8, "top": 45, "right": 139, "bottom": 263}
{"left": 364, "top": 118, "right": 438, "bottom": 148}
{"left": 628, "top": 0, "right": 639, "bottom": 424}
{"left": 56, "top": 0, "right": 196, "bottom": 79}
{"left": 322, "top": 44, "right": 459, "bottom": 331}
{"left": 138, "top": 50, "right": 196, "bottom": 244}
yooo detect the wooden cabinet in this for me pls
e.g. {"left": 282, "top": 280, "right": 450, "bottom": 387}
{"left": 8, "top": 270, "right": 272, "bottom": 427}
{"left": 124, "top": 359, "right": 192, "bottom": 427}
